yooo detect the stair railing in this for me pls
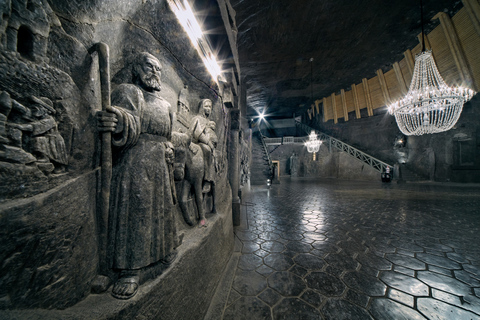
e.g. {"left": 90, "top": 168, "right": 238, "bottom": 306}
{"left": 257, "top": 127, "right": 274, "bottom": 180}
{"left": 296, "top": 121, "right": 393, "bottom": 174}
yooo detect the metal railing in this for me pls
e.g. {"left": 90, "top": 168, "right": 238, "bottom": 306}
{"left": 257, "top": 128, "right": 274, "bottom": 179}
{"left": 296, "top": 121, "right": 393, "bottom": 173}
{"left": 264, "top": 136, "right": 305, "bottom": 145}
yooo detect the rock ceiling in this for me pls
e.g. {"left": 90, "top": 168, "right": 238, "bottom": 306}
{"left": 230, "top": 0, "right": 463, "bottom": 119}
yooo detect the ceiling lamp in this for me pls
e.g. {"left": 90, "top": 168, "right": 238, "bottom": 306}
{"left": 305, "top": 131, "right": 322, "bottom": 153}
{"left": 387, "top": 1, "right": 475, "bottom": 136}
{"left": 167, "top": 0, "right": 224, "bottom": 83}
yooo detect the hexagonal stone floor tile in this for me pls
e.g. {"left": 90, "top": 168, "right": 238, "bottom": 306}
{"left": 343, "top": 270, "right": 387, "bottom": 297}
{"left": 294, "top": 253, "right": 325, "bottom": 270}
{"left": 272, "top": 298, "right": 322, "bottom": 319}
{"left": 302, "top": 232, "right": 326, "bottom": 241}
{"left": 380, "top": 271, "right": 429, "bottom": 296}
{"left": 304, "top": 272, "right": 345, "bottom": 297}
{"left": 385, "top": 253, "right": 426, "bottom": 270}
{"left": 321, "top": 299, "right": 374, "bottom": 320}
{"left": 389, "top": 240, "right": 424, "bottom": 252}
{"left": 232, "top": 269, "right": 267, "bottom": 296}
{"left": 258, "top": 288, "right": 283, "bottom": 307}
{"left": 415, "top": 240, "right": 453, "bottom": 252}
{"left": 416, "top": 252, "right": 461, "bottom": 270}
{"left": 417, "top": 270, "right": 473, "bottom": 296}
{"left": 387, "top": 288, "right": 414, "bottom": 308}
{"left": 356, "top": 252, "right": 393, "bottom": 271}
{"left": 223, "top": 296, "right": 271, "bottom": 319}
{"left": 238, "top": 253, "right": 264, "bottom": 271}
{"left": 285, "top": 241, "right": 312, "bottom": 253}
{"left": 417, "top": 297, "right": 480, "bottom": 319}
{"left": 369, "top": 298, "right": 426, "bottom": 320}
{"left": 300, "top": 289, "right": 323, "bottom": 308}
{"left": 261, "top": 241, "right": 285, "bottom": 253}
{"left": 267, "top": 271, "right": 307, "bottom": 297}
{"left": 324, "top": 251, "right": 358, "bottom": 271}
{"left": 264, "top": 253, "right": 294, "bottom": 271}
{"left": 258, "top": 232, "right": 281, "bottom": 241}
{"left": 241, "top": 241, "right": 261, "bottom": 253}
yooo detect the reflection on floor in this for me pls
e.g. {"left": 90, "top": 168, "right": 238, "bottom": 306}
{"left": 205, "top": 179, "right": 480, "bottom": 320}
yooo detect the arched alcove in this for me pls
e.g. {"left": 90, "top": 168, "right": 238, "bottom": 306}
{"left": 17, "top": 25, "right": 35, "bottom": 60}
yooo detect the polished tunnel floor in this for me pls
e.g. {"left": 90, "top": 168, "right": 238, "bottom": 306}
{"left": 206, "top": 179, "right": 480, "bottom": 320}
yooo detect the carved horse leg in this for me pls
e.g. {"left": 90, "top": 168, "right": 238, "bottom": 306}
{"left": 210, "top": 183, "right": 216, "bottom": 214}
{"left": 186, "top": 144, "right": 206, "bottom": 227}
{"left": 194, "top": 176, "right": 206, "bottom": 226}
{"left": 179, "top": 179, "right": 195, "bottom": 226}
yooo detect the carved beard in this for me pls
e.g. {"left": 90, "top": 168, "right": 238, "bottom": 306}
{"left": 141, "top": 72, "right": 161, "bottom": 91}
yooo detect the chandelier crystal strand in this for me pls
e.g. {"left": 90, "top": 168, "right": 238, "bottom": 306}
{"left": 305, "top": 131, "right": 322, "bottom": 153}
{"left": 388, "top": 51, "right": 474, "bottom": 135}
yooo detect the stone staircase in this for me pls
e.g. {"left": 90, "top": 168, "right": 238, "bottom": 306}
{"left": 250, "top": 131, "right": 273, "bottom": 185}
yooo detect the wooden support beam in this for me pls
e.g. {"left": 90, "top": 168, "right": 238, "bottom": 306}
{"left": 331, "top": 93, "right": 338, "bottom": 124}
{"left": 404, "top": 49, "right": 415, "bottom": 76}
{"left": 393, "top": 62, "right": 408, "bottom": 94}
{"left": 463, "top": 0, "right": 480, "bottom": 36}
{"left": 376, "top": 69, "right": 390, "bottom": 106}
{"left": 433, "top": 12, "right": 476, "bottom": 90}
{"left": 340, "top": 89, "right": 348, "bottom": 121}
{"left": 322, "top": 97, "right": 328, "bottom": 122}
{"left": 417, "top": 33, "right": 432, "bottom": 50}
{"left": 315, "top": 99, "right": 321, "bottom": 115}
{"left": 362, "top": 78, "right": 374, "bottom": 117}
{"left": 351, "top": 83, "right": 361, "bottom": 119}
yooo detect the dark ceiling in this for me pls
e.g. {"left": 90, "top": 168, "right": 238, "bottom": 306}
{"left": 230, "top": 0, "right": 463, "bottom": 119}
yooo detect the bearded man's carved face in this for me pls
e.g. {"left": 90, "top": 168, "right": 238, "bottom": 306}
{"left": 135, "top": 54, "right": 162, "bottom": 91}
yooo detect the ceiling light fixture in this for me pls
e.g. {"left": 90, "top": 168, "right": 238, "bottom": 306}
{"left": 305, "top": 131, "right": 322, "bottom": 153}
{"left": 167, "top": 0, "right": 224, "bottom": 83}
{"left": 387, "top": 0, "right": 475, "bottom": 136}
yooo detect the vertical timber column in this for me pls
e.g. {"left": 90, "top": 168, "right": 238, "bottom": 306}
{"left": 340, "top": 89, "right": 348, "bottom": 121}
{"left": 351, "top": 84, "right": 361, "bottom": 119}
{"left": 404, "top": 49, "right": 415, "bottom": 77}
{"left": 362, "top": 78, "right": 374, "bottom": 117}
{"left": 393, "top": 62, "right": 408, "bottom": 95}
{"left": 331, "top": 93, "right": 338, "bottom": 124}
{"left": 463, "top": 0, "right": 480, "bottom": 36}
{"left": 228, "top": 108, "right": 241, "bottom": 226}
{"left": 433, "top": 12, "right": 476, "bottom": 90}
{"left": 377, "top": 69, "right": 390, "bottom": 106}
{"left": 322, "top": 97, "right": 328, "bottom": 122}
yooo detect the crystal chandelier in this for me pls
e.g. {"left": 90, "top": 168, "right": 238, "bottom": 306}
{"left": 305, "top": 131, "right": 322, "bottom": 153}
{"left": 387, "top": 51, "right": 475, "bottom": 135}
{"left": 387, "top": 0, "right": 475, "bottom": 136}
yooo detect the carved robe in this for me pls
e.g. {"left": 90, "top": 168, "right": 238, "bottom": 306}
{"left": 108, "top": 84, "right": 177, "bottom": 270}
{"left": 190, "top": 115, "right": 216, "bottom": 183}
{"left": 31, "top": 115, "right": 68, "bottom": 164}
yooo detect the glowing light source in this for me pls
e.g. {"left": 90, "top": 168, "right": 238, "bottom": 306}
{"left": 167, "top": 0, "right": 224, "bottom": 82}
{"left": 388, "top": 51, "right": 475, "bottom": 135}
{"left": 305, "top": 131, "right": 322, "bottom": 153}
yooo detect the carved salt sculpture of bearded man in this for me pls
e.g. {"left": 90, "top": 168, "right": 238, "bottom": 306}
{"left": 98, "top": 52, "right": 178, "bottom": 299}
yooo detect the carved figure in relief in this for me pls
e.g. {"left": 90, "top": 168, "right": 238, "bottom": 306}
{"left": 172, "top": 98, "right": 218, "bottom": 227}
{"left": 6, "top": 95, "right": 67, "bottom": 173}
{"left": 189, "top": 99, "right": 217, "bottom": 223}
{"left": 290, "top": 152, "right": 298, "bottom": 176}
{"left": 97, "top": 52, "right": 178, "bottom": 300}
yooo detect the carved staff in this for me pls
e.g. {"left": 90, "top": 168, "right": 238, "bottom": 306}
{"left": 88, "top": 43, "right": 112, "bottom": 276}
